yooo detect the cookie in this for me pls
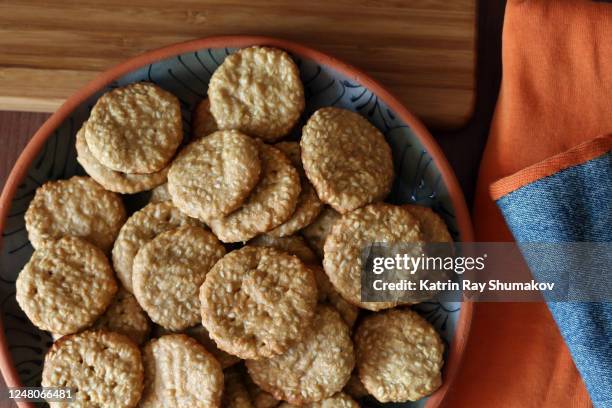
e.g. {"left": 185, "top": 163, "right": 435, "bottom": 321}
{"left": 192, "top": 98, "right": 218, "bottom": 139}
{"left": 245, "top": 374, "right": 281, "bottom": 408}
{"left": 403, "top": 204, "right": 452, "bottom": 242}
{"left": 278, "top": 393, "right": 359, "bottom": 408}
{"left": 200, "top": 246, "right": 317, "bottom": 359}
{"left": 133, "top": 226, "right": 225, "bottom": 330}
{"left": 91, "top": 288, "right": 151, "bottom": 345}
{"left": 267, "top": 142, "right": 323, "bottom": 237}
{"left": 323, "top": 204, "right": 423, "bottom": 311}
{"left": 183, "top": 325, "right": 241, "bottom": 369}
{"left": 301, "top": 108, "right": 394, "bottom": 213}
{"left": 84, "top": 82, "right": 182, "bottom": 173}
{"left": 208, "top": 46, "right": 305, "bottom": 142}
{"left": 250, "top": 234, "right": 318, "bottom": 264}
{"left": 311, "top": 266, "right": 359, "bottom": 328}
{"left": 112, "top": 201, "right": 200, "bottom": 292}
{"left": 76, "top": 122, "right": 168, "bottom": 194}
{"left": 16, "top": 237, "right": 117, "bottom": 334}
{"left": 167, "top": 130, "right": 262, "bottom": 221}
{"left": 301, "top": 207, "right": 340, "bottom": 258}
{"left": 41, "top": 330, "right": 143, "bottom": 408}
{"left": 149, "top": 183, "right": 171, "bottom": 203}
{"left": 25, "top": 176, "right": 126, "bottom": 252}
{"left": 209, "top": 144, "right": 301, "bottom": 243}
{"left": 343, "top": 371, "right": 369, "bottom": 399}
{"left": 354, "top": 309, "right": 444, "bottom": 402}
{"left": 140, "top": 334, "right": 223, "bottom": 407}
{"left": 222, "top": 366, "right": 254, "bottom": 408}
{"left": 246, "top": 306, "right": 354, "bottom": 405}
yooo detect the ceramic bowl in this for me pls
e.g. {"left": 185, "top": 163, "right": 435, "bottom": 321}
{"left": 0, "top": 36, "right": 473, "bottom": 408}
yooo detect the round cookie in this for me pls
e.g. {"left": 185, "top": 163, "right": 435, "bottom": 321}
{"left": 140, "top": 334, "right": 223, "bottom": 408}
{"left": 25, "top": 176, "right": 126, "bottom": 252}
{"left": 301, "top": 207, "right": 340, "bottom": 258}
{"left": 112, "top": 201, "right": 201, "bottom": 292}
{"left": 16, "top": 237, "right": 117, "bottom": 334}
{"left": 192, "top": 98, "right": 218, "bottom": 139}
{"left": 91, "top": 288, "right": 151, "bottom": 345}
{"left": 200, "top": 246, "right": 317, "bottom": 359}
{"left": 76, "top": 122, "right": 168, "bottom": 194}
{"left": 168, "top": 130, "right": 262, "bottom": 222}
{"left": 403, "top": 204, "right": 452, "bottom": 242}
{"left": 209, "top": 144, "right": 301, "bottom": 243}
{"left": 41, "top": 330, "right": 143, "bottom": 408}
{"left": 148, "top": 182, "right": 171, "bottom": 203}
{"left": 278, "top": 393, "right": 359, "bottom": 408}
{"left": 250, "top": 234, "right": 318, "bottom": 264}
{"left": 323, "top": 203, "right": 423, "bottom": 311}
{"left": 246, "top": 306, "right": 354, "bottom": 405}
{"left": 311, "top": 266, "right": 359, "bottom": 328}
{"left": 267, "top": 142, "right": 323, "bottom": 237}
{"left": 133, "top": 226, "right": 225, "bottom": 330}
{"left": 84, "top": 82, "right": 182, "bottom": 173}
{"left": 354, "top": 309, "right": 444, "bottom": 402}
{"left": 301, "top": 107, "right": 394, "bottom": 213}
{"left": 208, "top": 46, "right": 305, "bottom": 142}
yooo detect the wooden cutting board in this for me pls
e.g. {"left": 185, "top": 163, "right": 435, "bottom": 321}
{"left": 0, "top": 0, "right": 475, "bottom": 128}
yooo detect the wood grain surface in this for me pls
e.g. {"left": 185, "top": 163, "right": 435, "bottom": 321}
{"left": 0, "top": 0, "right": 475, "bottom": 128}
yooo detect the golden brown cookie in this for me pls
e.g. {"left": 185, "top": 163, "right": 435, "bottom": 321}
{"left": 209, "top": 144, "right": 301, "bottom": 243}
{"left": 200, "top": 246, "right": 317, "bottom": 359}
{"left": 112, "top": 201, "right": 200, "bottom": 292}
{"left": 91, "top": 288, "right": 151, "bottom": 345}
{"left": 222, "top": 366, "right": 254, "bottom": 408}
{"left": 277, "top": 392, "right": 359, "bottom": 408}
{"left": 246, "top": 306, "right": 354, "bottom": 405}
{"left": 192, "top": 98, "right": 218, "bottom": 139}
{"left": 323, "top": 204, "right": 423, "bottom": 311}
{"left": 140, "top": 334, "right": 224, "bottom": 407}
{"left": 301, "top": 207, "right": 340, "bottom": 258}
{"left": 25, "top": 176, "right": 126, "bottom": 252}
{"left": 16, "top": 237, "right": 117, "bottom": 335}
{"left": 311, "top": 266, "right": 359, "bottom": 328}
{"left": 267, "top": 142, "right": 323, "bottom": 237}
{"left": 168, "top": 130, "right": 262, "bottom": 222}
{"left": 250, "top": 234, "right": 318, "bottom": 264}
{"left": 301, "top": 107, "right": 394, "bottom": 213}
{"left": 84, "top": 82, "right": 182, "bottom": 173}
{"left": 403, "top": 204, "right": 452, "bottom": 242}
{"left": 76, "top": 122, "right": 168, "bottom": 194}
{"left": 208, "top": 46, "right": 305, "bottom": 142}
{"left": 354, "top": 309, "right": 444, "bottom": 402}
{"left": 41, "top": 330, "right": 143, "bottom": 408}
{"left": 148, "top": 183, "right": 171, "bottom": 203}
{"left": 133, "top": 226, "right": 225, "bottom": 330}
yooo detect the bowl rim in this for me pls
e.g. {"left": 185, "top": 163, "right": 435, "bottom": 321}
{"left": 0, "top": 35, "right": 474, "bottom": 408}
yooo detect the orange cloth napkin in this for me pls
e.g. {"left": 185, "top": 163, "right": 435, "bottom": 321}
{"left": 443, "top": 1, "right": 612, "bottom": 406}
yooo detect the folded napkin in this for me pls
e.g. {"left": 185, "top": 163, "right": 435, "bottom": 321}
{"left": 493, "top": 136, "right": 611, "bottom": 408}
{"left": 445, "top": 1, "right": 612, "bottom": 406}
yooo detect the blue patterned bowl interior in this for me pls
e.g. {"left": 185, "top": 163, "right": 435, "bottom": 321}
{"left": 0, "top": 46, "right": 462, "bottom": 407}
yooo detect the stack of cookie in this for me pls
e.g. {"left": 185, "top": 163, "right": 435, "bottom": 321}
{"left": 16, "top": 46, "right": 451, "bottom": 407}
